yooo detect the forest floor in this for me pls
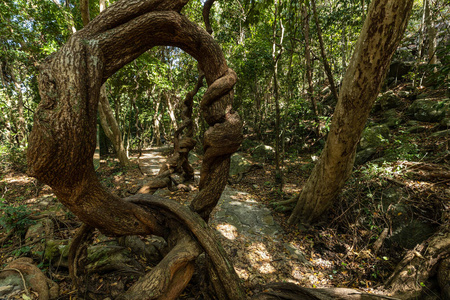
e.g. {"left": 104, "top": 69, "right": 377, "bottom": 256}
{"left": 0, "top": 88, "right": 449, "bottom": 299}
{"left": 0, "top": 140, "right": 448, "bottom": 299}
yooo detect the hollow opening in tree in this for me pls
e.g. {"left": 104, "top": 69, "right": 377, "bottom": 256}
{"left": 26, "top": 1, "right": 243, "bottom": 299}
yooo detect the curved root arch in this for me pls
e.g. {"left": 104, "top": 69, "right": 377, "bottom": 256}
{"left": 27, "top": 0, "right": 243, "bottom": 299}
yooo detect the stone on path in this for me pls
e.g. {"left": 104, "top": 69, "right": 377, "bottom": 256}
{"left": 211, "top": 186, "right": 282, "bottom": 240}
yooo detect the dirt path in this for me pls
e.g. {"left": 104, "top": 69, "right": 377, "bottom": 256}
{"left": 135, "top": 147, "right": 314, "bottom": 291}
{"left": 137, "top": 146, "right": 170, "bottom": 175}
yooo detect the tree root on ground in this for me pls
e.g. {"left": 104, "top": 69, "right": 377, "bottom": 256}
{"left": 254, "top": 282, "right": 400, "bottom": 299}
{"left": 66, "top": 195, "right": 244, "bottom": 300}
{"left": 0, "top": 257, "right": 59, "bottom": 300}
{"left": 385, "top": 227, "right": 450, "bottom": 299}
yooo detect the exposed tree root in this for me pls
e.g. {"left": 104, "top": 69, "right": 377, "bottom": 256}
{"left": 27, "top": 1, "right": 244, "bottom": 298}
{"left": 273, "top": 194, "right": 299, "bottom": 207}
{"left": 68, "top": 224, "right": 95, "bottom": 289}
{"left": 385, "top": 227, "right": 450, "bottom": 299}
{"left": 0, "top": 257, "right": 59, "bottom": 300}
{"left": 129, "top": 195, "right": 245, "bottom": 300}
{"left": 254, "top": 282, "right": 399, "bottom": 299}
{"left": 65, "top": 194, "right": 245, "bottom": 300}
{"left": 119, "top": 226, "right": 201, "bottom": 300}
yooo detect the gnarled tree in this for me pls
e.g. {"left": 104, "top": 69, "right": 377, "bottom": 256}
{"left": 27, "top": 0, "right": 243, "bottom": 299}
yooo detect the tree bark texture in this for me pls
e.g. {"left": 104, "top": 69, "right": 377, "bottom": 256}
{"left": 27, "top": 0, "right": 243, "bottom": 298}
{"left": 271, "top": 0, "right": 285, "bottom": 188}
{"left": 81, "top": 0, "right": 131, "bottom": 167}
{"left": 289, "top": 0, "right": 414, "bottom": 225}
{"left": 423, "top": 0, "right": 437, "bottom": 65}
{"left": 253, "top": 282, "right": 400, "bottom": 299}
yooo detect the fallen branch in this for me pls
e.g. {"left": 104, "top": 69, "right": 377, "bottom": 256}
{"left": 254, "top": 282, "right": 399, "bottom": 299}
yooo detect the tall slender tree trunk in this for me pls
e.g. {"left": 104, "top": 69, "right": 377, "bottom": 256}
{"left": 153, "top": 99, "right": 163, "bottom": 146}
{"left": 99, "top": 0, "right": 106, "bottom": 12}
{"left": 302, "top": 3, "right": 318, "bottom": 118}
{"left": 10, "top": 73, "right": 26, "bottom": 147}
{"left": 311, "top": 0, "right": 339, "bottom": 102}
{"left": 272, "top": 0, "right": 284, "bottom": 187}
{"left": 98, "top": 93, "right": 130, "bottom": 166}
{"left": 424, "top": 0, "right": 437, "bottom": 65}
{"left": 166, "top": 92, "right": 178, "bottom": 135}
{"left": 289, "top": 0, "right": 414, "bottom": 225}
{"left": 0, "top": 63, "right": 13, "bottom": 145}
{"left": 99, "top": 0, "right": 130, "bottom": 166}
{"left": 341, "top": 23, "right": 348, "bottom": 74}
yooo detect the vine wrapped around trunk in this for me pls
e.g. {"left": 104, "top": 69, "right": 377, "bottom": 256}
{"left": 27, "top": 0, "right": 243, "bottom": 299}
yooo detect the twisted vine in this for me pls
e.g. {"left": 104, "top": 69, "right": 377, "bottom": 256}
{"left": 27, "top": 0, "right": 243, "bottom": 299}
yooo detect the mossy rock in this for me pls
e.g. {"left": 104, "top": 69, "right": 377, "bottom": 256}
{"left": 388, "top": 60, "right": 414, "bottom": 81}
{"left": 405, "top": 125, "right": 428, "bottom": 133}
{"left": 374, "top": 91, "right": 402, "bottom": 112}
{"left": 359, "top": 124, "right": 390, "bottom": 150}
{"left": 252, "top": 144, "right": 275, "bottom": 161}
{"left": 382, "top": 109, "right": 402, "bottom": 128}
{"left": 230, "top": 153, "right": 253, "bottom": 176}
{"left": 387, "top": 220, "right": 436, "bottom": 249}
{"left": 397, "top": 90, "right": 412, "bottom": 99}
{"left": 25, "top": 219, "right": 54, "bottom": 259}
{"left": 439, "top": 117, "right": 450, "bottom": 128}
{"left": 44, "top": 239, "right": 70, "bottom": 267}
{"left": 86, "top": 244, "right": 143, "bottom": 274}
{"left": 355, "top": 148, "right": 377, "bottom": 166}
{"left": 240, "top": 139, "right": 259, "bottom": 151}
{"left": 406, "top": 99, "right": 449, "bottom": 123}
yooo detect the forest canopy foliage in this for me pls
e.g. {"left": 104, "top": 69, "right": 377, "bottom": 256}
{"left": 1, "top": 0, "right": 448, "bottom": 154}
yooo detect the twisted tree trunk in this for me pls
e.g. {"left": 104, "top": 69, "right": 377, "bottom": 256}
{"left": 80, "top": 0, "right": 131, "bottom": 167}
{"left": 27, "top": 0, "right": 243, "bottom": 298}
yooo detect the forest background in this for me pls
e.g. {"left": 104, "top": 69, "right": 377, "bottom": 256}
{"left": 0, "top": 0, "right": 449, "bottom": 299}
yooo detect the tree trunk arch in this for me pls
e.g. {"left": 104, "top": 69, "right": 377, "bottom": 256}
{"left": 27, "top": 0, "right": 243, "bottom": 298}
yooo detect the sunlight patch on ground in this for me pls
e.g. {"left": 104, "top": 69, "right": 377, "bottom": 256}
{"left": 216, "top": 223, "right": 238, "bottom": 240}
{"left": 138, "top": 152, "right": 167, "bottom": 175}
{"left": 25, "top": 194, "right": 54, "bottom": 204}
{"left": 229, "top": 191, "right": 257, "bottom": 203}
{"left": 3, "top": 174, "right": 33, "bottom": 185}
{"left": 289, "top": 263, "right": 305, "bottom": 281}
{"left": 246, "top": 242, "right": 276, "bottom": 274}
{"left": 305, "top": 271, "right": 330, "bottom": 286}
{"left": 312, "top": 257, "right": 334, "bottom": 268}
{"left": 289, "top": 257, "right": 333, "bottom": 286}
{"left": 234, "top": 267, "right": 250, "bottom": 280}
{"left": 284, "top": 256, "right": 334, "bottom": 286}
